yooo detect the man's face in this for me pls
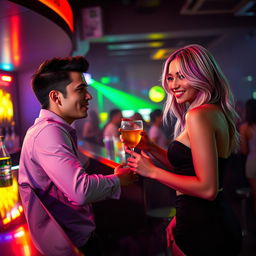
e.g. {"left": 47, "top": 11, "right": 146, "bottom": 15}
{"left": 58, "top": 72, "right": 92, "bottom": 124}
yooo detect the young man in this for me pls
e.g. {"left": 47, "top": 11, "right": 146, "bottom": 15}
{"left": 19, "top": 57, "right": 135, "bottom": 255}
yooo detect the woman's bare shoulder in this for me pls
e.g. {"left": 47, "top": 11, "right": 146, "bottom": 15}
{"left": 186, "top": 104, "right": 219, "bottom": 120}
{"left": 190, "top": 104, "right": 221, "bottom": 113}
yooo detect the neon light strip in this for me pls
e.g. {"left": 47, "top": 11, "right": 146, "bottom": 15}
{"left": 11, "top": 15, "right": 20, "bottom": 65}
{"left": 1, "top": 19, "right": 12, "bottom": 70}
{"left": 38, "top": 0, "right": 74, "bottom": 32}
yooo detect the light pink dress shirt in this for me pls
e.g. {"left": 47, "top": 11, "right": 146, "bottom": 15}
{"left": 19, "top": 109, "right": 121, "bottom": 247}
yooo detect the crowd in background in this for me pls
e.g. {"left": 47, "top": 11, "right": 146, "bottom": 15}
{"left": 74, "top": 108, "right": 169, "bottom": 148}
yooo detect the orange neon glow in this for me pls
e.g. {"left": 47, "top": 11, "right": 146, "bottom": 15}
{"left": 15, "top": 227, "right": 32, "bottom": 256}
{"left": 38, "top": 0, "right": 74, "bottom": 32}
{"left": 11, "top": 15, "right": 20, "bottom": 65}
{"left": 1, "top": 75, "right": 12, "bottom": 82}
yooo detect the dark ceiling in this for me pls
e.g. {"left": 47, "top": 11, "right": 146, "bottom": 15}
{"left": 0, "top": 0, "right": 72, "bottom": 71}
{"left": 69, "top": 0, "right": 256, "bottom": 62}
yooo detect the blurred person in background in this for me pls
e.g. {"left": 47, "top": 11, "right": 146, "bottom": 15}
{"left": 131, "top": 112, "right": 150, "bottom": 132}
{"left": 103, "top": 108, "right": 122, "bottom": 138}
{"left": 124, "top": 44, "right": 242, "bottom": 256}
{"left": 82, "top": 109, "right": 103, "bottom": 145}
{"left": 19, "top": 56, "right": 136, "bottom": 256}
{"left": 148, "top": 109, "right": 168, "bottom": 149}
{"left": 240, "top": 98, "right": 256, "bottom": 215}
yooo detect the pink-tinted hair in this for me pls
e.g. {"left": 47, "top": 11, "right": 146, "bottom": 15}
{"left": 161, "top": 44, "right": 239, "bottom": 152}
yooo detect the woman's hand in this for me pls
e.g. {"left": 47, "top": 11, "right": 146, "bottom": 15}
{"left": 136, "top": 131, "right": 154, "bottom": 151}
{"left": 125, "top": 148, "right": 156, "bottom": 178}
{"left": 166, "top": 216, "right": 176, "bottom": 248}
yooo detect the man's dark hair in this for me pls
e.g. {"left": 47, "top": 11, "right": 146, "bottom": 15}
{"left": 150, "top": 109, "right": 163, "bottom": 123}
{"left": 32, "top": 56, "right": 89, "bottom": 109}
{"left": 109, "top": 109, "right": 122, "bottom": 121}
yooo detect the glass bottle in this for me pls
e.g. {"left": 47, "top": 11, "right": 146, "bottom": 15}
{"left": 0, "top": 136, "right": 12, "bottom": 187}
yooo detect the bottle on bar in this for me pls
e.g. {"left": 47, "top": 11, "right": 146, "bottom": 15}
{"left": 0, "top": 135, "right": 12, "bottom": 187}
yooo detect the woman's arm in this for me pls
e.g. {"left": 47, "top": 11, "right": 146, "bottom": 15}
{"left": 127, "top": 108, "right": 219, "bottom": 200}
{"left": 146, "top": 143, "right": 174, "bottom": 169}
{"left": 137, "top": 131, "right": 174, "bottom": 169}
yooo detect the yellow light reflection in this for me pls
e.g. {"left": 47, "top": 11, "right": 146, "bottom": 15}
{"left": 0, "top": 89, "right": 14, "bottom": 123}
{"left": 148, "top": 33, "right": 166, "bottom": 40}
{"left": 99, "top": 112, "right": 108, "bottom": 125}
{"left": 151, "top": 48, "right": 176, "bottom": 60}
{"left": 149, "top": 42, "right": 164, "bottom": 48}
{"left": 23, "top": 245, "right": 31, "bottom": 256}
{"left": 0, "top": 177, "right": 18, "bottom": 219}
{"left": 149, "top": 85, "right": 166, "bottom": 103}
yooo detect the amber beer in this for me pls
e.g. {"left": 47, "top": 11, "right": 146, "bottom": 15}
{"left": 120, "top": 129, "right": 142, "bottom": 149}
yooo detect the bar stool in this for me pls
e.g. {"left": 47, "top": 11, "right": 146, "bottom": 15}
{"left": 236, "top": 187, "right": 251, "bottom": 237}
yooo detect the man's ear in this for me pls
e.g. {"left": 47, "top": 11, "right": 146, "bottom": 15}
{"left": 49, "top": 90, "right": 62, "bottom": 106}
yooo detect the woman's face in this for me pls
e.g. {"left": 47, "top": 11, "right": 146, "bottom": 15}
{"left": 166, "top": 58, "right": 198, "bottom": 104}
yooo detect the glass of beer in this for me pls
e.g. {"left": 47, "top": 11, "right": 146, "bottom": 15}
{"left": 120, "top": 120, "right": 143, "bottom": 155}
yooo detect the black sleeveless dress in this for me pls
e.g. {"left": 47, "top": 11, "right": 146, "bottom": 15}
{"left": 167, "top": 140, "right": 242, "bottom": 256}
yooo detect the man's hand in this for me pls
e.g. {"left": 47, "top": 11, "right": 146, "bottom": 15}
{"left": 114, "top": 165, "right": 138, "bottom": 186}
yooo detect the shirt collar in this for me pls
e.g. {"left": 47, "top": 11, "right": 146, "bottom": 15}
{"left": 36, "top": 109, "right": 75, "bottom": 133}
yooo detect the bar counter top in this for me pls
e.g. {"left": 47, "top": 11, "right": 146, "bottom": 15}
{"left": 78, "top": 140, "right": 123, "bottom": 169}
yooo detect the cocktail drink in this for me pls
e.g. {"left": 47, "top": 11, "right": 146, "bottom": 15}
{"left": 120, "top": 129, "right": 142, "bottom": 149}
{"left": 120, "top": 120, "right": 143, "bottom": 152}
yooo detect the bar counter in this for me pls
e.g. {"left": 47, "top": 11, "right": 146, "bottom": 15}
{"left": 78, "top": 140, "right": 176, "bottom": 235}
{"left": 78, "top": 140, "right": 120, "bottom": 169}
{"left": 78, "top": 140, "right": 147, "bottom": 236}
{"left": 77, "top": 140, "right": 176, "bottom": 254}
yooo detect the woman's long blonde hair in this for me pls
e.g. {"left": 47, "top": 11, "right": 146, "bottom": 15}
{"left": 162, "top": 44, "right": 239, "bottom": 152}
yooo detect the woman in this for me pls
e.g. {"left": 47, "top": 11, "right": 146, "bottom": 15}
{"left": 240, "top": 99, "right": 256, "bottom": 215}
{"left": 125, "top": 45, "right": 242, "bottom": 255}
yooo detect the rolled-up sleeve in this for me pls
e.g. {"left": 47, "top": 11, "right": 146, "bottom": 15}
{"left": 34, "top": 124, "right": 121, "bottom": 205}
